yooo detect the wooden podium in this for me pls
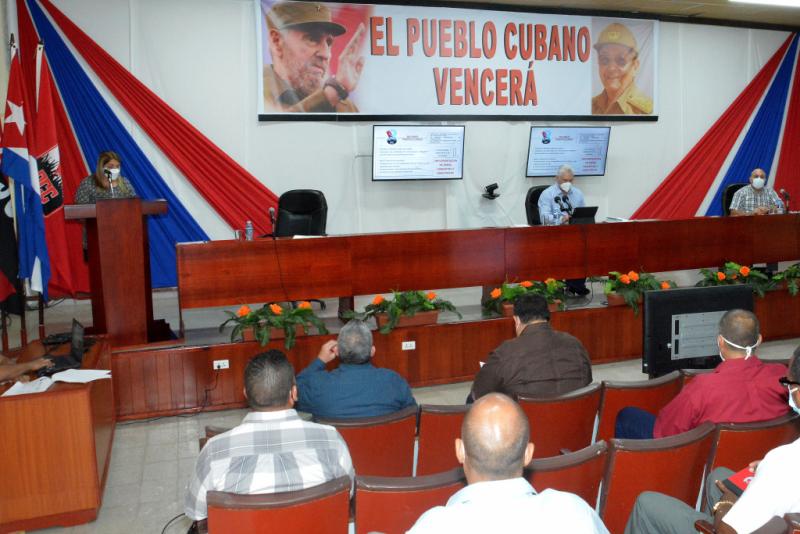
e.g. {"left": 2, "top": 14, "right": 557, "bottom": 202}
{"left": 65, "top": 199, "right": 171, "bottom": 346}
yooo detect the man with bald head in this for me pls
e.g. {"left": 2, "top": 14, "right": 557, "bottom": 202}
{"left": 408, "top": 393, "right": 608, "bottom": 533}
{"left": 729, "top": 168, "right": 785, "bottom": 216}
{"left": 615, "top": 309, "right": 788, "bottom": 439}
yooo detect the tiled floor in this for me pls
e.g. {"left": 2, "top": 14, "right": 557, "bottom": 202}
{"left": 10, "top": 290, "right": 798, "bottom": 533}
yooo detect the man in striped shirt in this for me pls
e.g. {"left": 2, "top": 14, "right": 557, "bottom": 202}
{"left": 184, "top": 350, "right": 354, "bottom": 522}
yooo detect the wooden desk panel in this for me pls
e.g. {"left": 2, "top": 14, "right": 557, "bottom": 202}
{"left": 276, "top": 236, "right": 352, "bottom": 300}
{"left": 753, "top": 214, "right": 799, "bottom": 264}
{"left": 585, "top": 223, "right": 639, "bottom": 276}
{"left": 505, "top": 226, "right": 586, "bottom": 280}
{"left": 349, "top": 229, "right": 505, "bottom": 294}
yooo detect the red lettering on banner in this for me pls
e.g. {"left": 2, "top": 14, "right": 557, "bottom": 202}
{"left": 385, "top": 17, "right": 400, "bottom": 56}
{"left": 407, "top": 18, "right": 420, "bottom": 56}
{"left": 481, "top": 69, "right": 494, "bottom": 105}
{"left": 464, "top": 68, "right": 479, "bottom": 104}
{"left": 433, "top": 68, "right": 447, "bottom": 104}
{"left": 453, "top": 20, "right": 467, "bottom": 57}
{"left": 422, "top": 19, "right": 437, "bottom": 57}
{"left": 450, "top": 67, "right": 463, "bottom": 104}
{"left": 577, "top": 27, "right": 590, "bottom": 62}
{"left": 482, "top": 22, "right": 497, "bottom": 59}
{"left": 504, "top": 23, "right": 517, "bottom": 60}
{"left": 509, "top": 69, "right": 523, "bottom": 105}
{"left": 469, "top": 21, "right": 481, "bottom": 58}
{"left": 548, "top": 25, "right": 562, "bottom": 61}
{"left": 562, "top": 26, "right": 576, "bottom": 61}
{"left": 524, "top": 65, "right": 538, "bottom": 105}
{"left": 439, "top": 19, "right": 453, "bottom": 57}
{"left": 519, "top": 24, "right": 533, "bottom": 61}
{"left": 496, "top": 69, "right": 508, "bottom": 105}
{"left": 370, "top": 17, "right": 384, "bottom": 55}
{"left": 534, "top": 24, "right": 547, "bottom": 60}
{"left": 39, "top": 170, "right": 58, "bottom": 204}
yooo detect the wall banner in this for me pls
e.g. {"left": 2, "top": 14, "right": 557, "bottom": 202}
{"left": 256, "top": 1, "right": 658, "bottom": 119}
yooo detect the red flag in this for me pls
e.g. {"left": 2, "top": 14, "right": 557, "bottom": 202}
{"left": 33, "top": 43, "right": 74, "bottom": 297}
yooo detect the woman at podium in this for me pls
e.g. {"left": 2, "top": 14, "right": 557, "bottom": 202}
{"left": 74, "top": 151, "right": 137, "bottom": 203}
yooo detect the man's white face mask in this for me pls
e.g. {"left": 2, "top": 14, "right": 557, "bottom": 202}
{"left": 752, "top": 177, "right": 765, "bottom": 190}
{"left": 559, "top": 182, "right": 572, "bottom": 193}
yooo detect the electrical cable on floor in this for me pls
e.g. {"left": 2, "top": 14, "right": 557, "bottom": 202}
{"left": 118, "top": 369, "right": 221, "bottom": 426}
{"left": 161, "top": 512, "right": 186, "bottom": 534}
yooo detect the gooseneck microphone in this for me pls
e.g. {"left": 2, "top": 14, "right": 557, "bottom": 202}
{"left": 104, "top": 169, "right": 116, "bottom": 198}
{"left": 780, "top": 189, "right": 791, "bottom": 211}
{"left": 268, "top": 207, "right": 277, "bottom": 239}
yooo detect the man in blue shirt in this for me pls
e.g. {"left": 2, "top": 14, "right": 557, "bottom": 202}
{"left": 296, "top": 320, "right": 417, "bottom": 418}
{"left": 537, "top": 164, "right": 590, "bottom": 296}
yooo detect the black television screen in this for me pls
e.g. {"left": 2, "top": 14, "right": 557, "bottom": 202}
{"left": 526, "top": 126, "right": 610, "bottom": 177}
{"left": 643, "top": 285, "right": 754, "bottom": 378}
{"left": 372, "top": 125, "right": 465, "bottom": 181}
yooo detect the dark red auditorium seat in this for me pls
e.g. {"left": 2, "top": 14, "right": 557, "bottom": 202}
{"left": 416, "top": 404, "right": 468, "bottom": 476}
{"left": 708, "top": 413, "right": 800, "bottom": 473}
{"left": 525, "top": 441, "right": 609, "bottom": 508}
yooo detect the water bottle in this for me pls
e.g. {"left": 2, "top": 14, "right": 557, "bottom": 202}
{"left": 245, "top": 220, "right": 254, "bottom": 241}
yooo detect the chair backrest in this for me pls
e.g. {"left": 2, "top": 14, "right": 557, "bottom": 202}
{"left": 275, "top": 189, "right": 328, "bottom": 237}
{"left": 525, "top": 441, "right": 609, "bottom": 507}
{"left": 525, "top": 185, "right": 549, "bottom": 225}
{"left": 199, "top": 425, "right": 231, "bottom": 450}
{"left": 723, "top": 183, "right": 748, "bottom": 216}
{"left": 417, "top": 404, "right": 468, "bottom": 476}
{"left": 206, "top": 475, "right": 350, "bottom": 534}
{"left": 600, "top": 422, "right": 716, "bottom": 534}
{"left": 708, "top": 413, "right": 800, "bottom": 473}
{"left": 518, "top": 383, "right": 602, "bottom": 457}
{"left": 316, "top": 406, "right": 418, "bottom": 477}
{"left": 596, "top": 371, "right": 683, "bottom": 442}
{"left": 354, "top": 468, "right": 466, "bottom": 534}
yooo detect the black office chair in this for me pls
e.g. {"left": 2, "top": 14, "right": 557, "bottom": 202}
{"left": 274, "top": 189, "right": 328, "bottom": 237}
{"left": 722, "top": 183, "right": 748, "bottom": 216}
{"left": 525, "top": 185, "right": 549, "bottom": 225}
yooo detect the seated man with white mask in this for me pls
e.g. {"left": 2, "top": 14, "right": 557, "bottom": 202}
{"left": 537, "top": 164, "right": 590, "bottom": 296}
{"left": 615, "top": 309, "right": 789, "bottom": 439}
{"left": 729, "top": 168, "right": 785, "bottom": 216}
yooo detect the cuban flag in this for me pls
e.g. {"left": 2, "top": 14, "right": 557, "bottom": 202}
{"left": 14, "top": 0, "right": 280, "bottom": 290}
{"left": 1, "top": 45, "right": 50, "bottom": 300}
{"left": 634, "top": 33, "right": 800, "bottom": 219}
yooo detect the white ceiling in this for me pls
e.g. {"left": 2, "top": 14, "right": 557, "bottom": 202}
{"left": 442, "top": 0, "right": 800, "bottom": 28}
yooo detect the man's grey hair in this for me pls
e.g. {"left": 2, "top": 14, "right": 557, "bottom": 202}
{"left": 338, "top": 320, "right": 373, "bottom": 364}
{"left": 557, "top": 164, "right": 574, "bottom": 178}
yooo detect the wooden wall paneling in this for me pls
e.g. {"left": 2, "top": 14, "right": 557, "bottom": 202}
{"left": 755, "top": 290, "right": 800, "bottom": 341}
{"left": 276, "top": 237, "right": 353, "bottom": 300}
{"left": 550, "top": 306, "right": 643, "bottom": 364}
{"left": 752, "top": 214, "right": 799, "bottom": 263}
{"left": 635, "top": 220, "right": 693, "bottom": 272}
{"left": 584, "top": 223, "right": 639, "bottom": 276}
{"left": 349, "top": 229, "right": 506, "bottom": 295}
{"left": 459, "top": 318, "right": 516, "bottom": 378}
{"left": 505, "top": 226, "right": 587, "bottom": 280}
{"left": 690, "top": 217, "right": 754, "bottom": 267}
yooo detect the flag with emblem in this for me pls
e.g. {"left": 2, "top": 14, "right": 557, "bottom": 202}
{"left": 2, "top": 45, "right": 50, "bottom": 300}
{"left": 33, "top": 42, "right": 73, "bottom": 296}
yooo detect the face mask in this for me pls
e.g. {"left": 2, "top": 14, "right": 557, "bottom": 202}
{"left": 789, "top": 388, "right": 800, "bottom": 415}
{"left": 752, "top": 177, "right": 765, "bottom": 190}
{"left": 719, "top": 334, "right": 758, "bottom": 359}
{"left": 560, "top": 182, "right": 572, "bottom": 193}
{"left": 105, "top": 168, "right": 120, "bottom": 180}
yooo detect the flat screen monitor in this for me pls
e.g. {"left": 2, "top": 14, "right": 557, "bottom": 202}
{"left": 643, "top": 285, "right": 753, "bottom": 378}
{"left": 372, "top": 125, "right": 465, "bottom": 181}
{"left": 526, "top": 126, "right": 611, "bottom": 177}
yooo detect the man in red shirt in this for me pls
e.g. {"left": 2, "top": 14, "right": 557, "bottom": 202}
{"left": 615, "top": 309, "right": 788, "bottom": 439}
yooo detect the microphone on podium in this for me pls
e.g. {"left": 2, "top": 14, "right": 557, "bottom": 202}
{"left": 268, "top": 207, "right": 277, "bottom": 238}
{"left": 780, "top": 189, "right": 791, "bottom": 211}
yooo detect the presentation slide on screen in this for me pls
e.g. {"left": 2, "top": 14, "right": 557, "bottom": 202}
{"left": 526, "top": 127, "right": 611, "bottom": 177}
{"left": 372, "top": 126, "right": 465, "bottom": 181}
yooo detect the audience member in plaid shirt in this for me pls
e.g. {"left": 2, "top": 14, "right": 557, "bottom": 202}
{"left": 184, "top": 350, "right": 354, "bottom": 522}
{"left": 729, "top": 168, "right": 785, "bottom": 216}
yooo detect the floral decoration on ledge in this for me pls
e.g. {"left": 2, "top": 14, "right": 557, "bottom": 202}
{"left": 772, "top": 263, "right": 800, "bottom": 296}
{"left": 345, "top": 290, "right": 462, "bottom": 334}
{"left": 483, "top": 279, "right": 567, "bottom": 317}
{"left": 219, "top": 301, "right": 329, "bottom": 349}
{"left": 601, "top": 271, "right": 674, "bottom": 315}
{"left": 697, "top": 261, "right": 774, "bottom": 298}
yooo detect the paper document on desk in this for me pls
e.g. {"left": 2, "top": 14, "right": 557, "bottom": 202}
{"left": 52, "top": 369, "right": 111, "bottom": 383}
{"left": 2, "top": 377, "right": 53, "bottom": 396}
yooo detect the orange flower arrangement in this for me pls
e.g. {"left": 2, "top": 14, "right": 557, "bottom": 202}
{"left": 372, "top": 295, "right": 385, "bottom": 305}
{"left": 427, "top": 291, "right": 437, "bottom": 300}
{"left": 603, "top": 270, "right": 663, "bottom": 315}
{"left": 544, "top": 278, "right": 556, "bottom": 285}
{"left": 490, "top": 288, "right": 502, "bottom": 299}
{"left": 699, "top": 261, "right": 772, "bottom": 298}
{"left": 269, "top": 303, "right": 283, "bottom": 315}
{"left": 619, "top": 274, "right": 631, "bottom": 284}
{"left": 717, "top": 272, "right": 726, "bottom": 281}
{"left": 520, "top": 281, "right": 533, "bottom": 288}
{"left": 237, "top": 305, "right": 251, "bottom": 317}
{"left": 220, "top": 301, "right": 328, "bottom": 349}
{"left": 347, "top": 290, "right": 461, "bottom": 334}
{"left": 297, "top": 301, "right": 312, "bottom": 310}
{"left": 628, "top": 271, "right": 640, "bottom": 282}
{"left": 739, "top": 266, "right": 750, "bottom": 276}
{"left": 660, "top": 281, "right": 671, "bottom": 290}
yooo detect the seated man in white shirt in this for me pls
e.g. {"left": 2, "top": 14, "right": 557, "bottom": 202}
{"left": 184, "top": 350, "right": 354, "bottom": 524}
{"left": 624, "top": 348, "right": 800, "bottom": 534}
{"left": 408, "top": 393, "right": 608, "bottom": 534}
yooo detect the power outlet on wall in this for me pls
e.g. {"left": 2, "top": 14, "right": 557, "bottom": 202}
{"left": 213, "top": 360, "right": 230, "bottom": 370}
{"left": 401, "top": 341, "right": 416, "bottom": 351}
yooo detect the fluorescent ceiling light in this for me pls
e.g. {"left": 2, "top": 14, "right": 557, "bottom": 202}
{"left": 730, "top": 0, "right": 800, "bottom": 7}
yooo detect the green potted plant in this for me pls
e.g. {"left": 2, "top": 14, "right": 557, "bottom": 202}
{"left": 697, "top": 261, "right": 773, "bottom": 297}
{"left": 772, "top": 263, "right": 800, "bottom": 296}
{"left": 219, "top": 301, "right": 328, "bottom": 349}
{"left": 483, "top": 279, "right": 566, "bottom": 317}
{"left": 347, "top": 290, "right": 461, "bottom": 334}
{"left": 603, "top": 270, "right": 668, "bottom": 315}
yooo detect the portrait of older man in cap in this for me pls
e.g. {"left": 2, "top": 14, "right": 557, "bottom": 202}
{"left": 591, "top": 22, "right": 653, "bottom": 115}
{"left": 262, "top": 1, "right": 366, "bottom": 113}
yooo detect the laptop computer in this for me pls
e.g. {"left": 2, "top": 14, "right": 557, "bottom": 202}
{"left": 37, "top": 319, "right": 86, "bottom": 377}
{"left": 569, "top": 206, "right": 599, "bottom": 225}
